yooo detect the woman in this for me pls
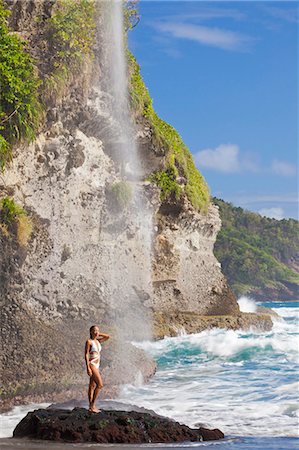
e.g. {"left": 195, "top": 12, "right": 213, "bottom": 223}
{"left": 85, "top": 325, "right": 110, "bottom": 413}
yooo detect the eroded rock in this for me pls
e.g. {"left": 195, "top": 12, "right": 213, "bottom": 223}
{"left": 13, "top": 407, "right": 224, "bottom": 443}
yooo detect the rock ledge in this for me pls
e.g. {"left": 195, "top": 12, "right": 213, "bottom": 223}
{"left": 13, "top": 407, "right": 224, "bottom": 444}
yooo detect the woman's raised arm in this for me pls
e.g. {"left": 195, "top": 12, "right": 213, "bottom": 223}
{"left": 98, "top": 332, "right": 110, "bottom": 343}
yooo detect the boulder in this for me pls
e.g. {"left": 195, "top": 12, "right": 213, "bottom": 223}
{"left": 13, "top": 407, "right": 224, "bottom": 444}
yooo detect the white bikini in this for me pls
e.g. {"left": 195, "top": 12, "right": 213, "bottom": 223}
{"left": 89, "top": 339, "right": 101, "bottom": 369}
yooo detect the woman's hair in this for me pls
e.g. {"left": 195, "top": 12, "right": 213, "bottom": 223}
{"left": 89, "top": 325, "right": 98, "bottom": 338}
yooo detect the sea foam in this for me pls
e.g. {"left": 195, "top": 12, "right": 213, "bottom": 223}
{"left": 237, "top": 296, "right": 257, "bottom": 312}
{"left": 120, "top": 301, "right": 299, "bottom": 437}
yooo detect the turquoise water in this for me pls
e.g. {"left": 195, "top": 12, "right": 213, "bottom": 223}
{"left": 118, "top": 299, "right": 299, "bottom": 448}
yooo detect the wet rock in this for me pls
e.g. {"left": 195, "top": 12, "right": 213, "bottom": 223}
{"left": 13, "top": 407, "right": 224, "bottom": 443}
{"left": 153, "top": 310, "right": 273, "bottom": 339}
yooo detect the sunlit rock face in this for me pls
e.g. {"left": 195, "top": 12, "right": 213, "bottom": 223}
{"left": 3, "top": 129, "right": 115, "bottom": 320}
{"left": 152, "top": 200, "right": 238, "bottom": 316}
{"left": 1, "top": 108, "right": 237, "bottom": 329}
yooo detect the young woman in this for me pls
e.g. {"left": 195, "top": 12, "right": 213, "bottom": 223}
{"left": 85, "top": 325, "right": 110, "bottom": 413}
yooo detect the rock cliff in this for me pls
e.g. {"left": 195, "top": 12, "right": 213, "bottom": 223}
{"left": 0, "top": 0, "right": 272, "bottom": 408}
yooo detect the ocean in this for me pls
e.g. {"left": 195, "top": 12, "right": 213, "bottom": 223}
{"left": 1, "top": 299, "right": 298, "bottom": 450}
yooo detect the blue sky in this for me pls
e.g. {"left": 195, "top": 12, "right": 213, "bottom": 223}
{"left": 128, "top": 1, "right": 298, "bottom": 220}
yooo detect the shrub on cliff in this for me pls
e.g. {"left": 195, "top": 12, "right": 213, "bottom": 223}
{"left": 0, "top": 0, "right": 41, "bottom": 170}
{"left": 0, "top": 196, "right": 32, "bottom": 246}
{"left": 149, "top": 168, "right": 182, "bottom": 201}
{"left": 109, "top": 181, "right": 133, "bottom": 210}
{"left": 44, "top": 0, "right": 95, "bottom": 98}
{"left": 0, "top": 0, "right": 97, "bottom": 170}
{"left": 128, "top": 51, "right": 210, "bottom": 213}
{"left": 0, "top": 196, "right": 25, "bottom": 225}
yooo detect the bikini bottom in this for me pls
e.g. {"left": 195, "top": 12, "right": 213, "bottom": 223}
{"left": 90, "top": 359, "right": 100, "bottom": 370}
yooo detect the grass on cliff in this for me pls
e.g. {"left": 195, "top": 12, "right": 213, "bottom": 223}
{"left": 0, "top": 1, "right": 41, "bottom": 170}
{"left": 214, "top": 198, "right": 299, "bottom": 296}
{"left": 44, "top": 0, "right": 95, "bottom": 99}
{"left": 0, "top": 196, "right": 32, "bottom": 246}
{"left": 109, "top": 181, "right": 133, "bottom": 210}
{"left": 128, "top": 51, "right": 210, "bottom": 213}
{"left": 0, "top": 0, "right": 96, "bottom": 170}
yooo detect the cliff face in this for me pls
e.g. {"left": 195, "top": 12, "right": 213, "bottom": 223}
{"left": 152, "top": 203, "right": 238, "bottom": 316}
{"left": 0, "top": 1, "right": 266, "bottom": 407}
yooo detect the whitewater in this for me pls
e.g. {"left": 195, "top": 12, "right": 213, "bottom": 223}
{"left": 1, "top": 299, "right": 298, "bottom": 449}
{"left": 118, "top": 300, "right": 299, "bottom": 438}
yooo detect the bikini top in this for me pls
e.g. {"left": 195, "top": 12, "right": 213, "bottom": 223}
{"left": 89, "top": 339, "right": 101, "bottom": 360}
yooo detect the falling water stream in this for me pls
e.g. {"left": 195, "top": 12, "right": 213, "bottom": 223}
{"left": 99, "top": 0, "right": 153, "bottom": 342}
{"left": 102, "top": 0, "right": 138, "bottom": 176}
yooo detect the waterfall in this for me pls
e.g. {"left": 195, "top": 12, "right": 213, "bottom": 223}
{"left": 101, "top": 0, "right": 140, "bottom": 178}
{"left": 96, "top": 0, "right": 153, "bottom": 344}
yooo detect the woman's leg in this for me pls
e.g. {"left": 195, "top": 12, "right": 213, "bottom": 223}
{"left": 90, "top": 365, "right": 103, "bottom": 412}
{"left": 88, "top": 377, "right": 96, "bottom": 409}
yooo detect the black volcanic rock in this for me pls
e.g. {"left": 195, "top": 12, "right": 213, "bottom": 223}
{"left": 13, "top": 407, "right": 224, "bottom": 444}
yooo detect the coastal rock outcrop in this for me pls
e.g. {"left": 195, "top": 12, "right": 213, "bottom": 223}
{"left": 154, "top": 311, "right": 273, "bottom": 339}
{"left": 152, "top": 201, "right": 239, "bottom": 317}
{"left": 13, "top": 407, "right": 224, "bottom": 443}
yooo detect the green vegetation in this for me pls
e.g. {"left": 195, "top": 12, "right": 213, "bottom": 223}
{"left": 128, "top": 51, "right": 210, "bottom": 212}
{"left": 214, "top": 198, "right": 299, "bottom": 296}
{"left": 0, "top": 135, "right": 10, "bottom": 170}
{"left": 0, "top": 196, "right": 32, "bottom": 246}
{"left": 0, "top": 0, "right": 41, "bottom": 170}
{"left": 44, "top": 0, "right": 95, "bottom": 97}
{"left": 0, "top": 0, "right": 96, "bottom": 170}
{"left": 110, "top": 181, "right": 133, "bottom": 209}
{"left": 149, "top": 167, "right": 182, "bottom": 201}
{"left": 0, "top": 196, "right": 25, "bottom": 225}
{"left": 124, "top": 0, "right": 140, "bottom": 30}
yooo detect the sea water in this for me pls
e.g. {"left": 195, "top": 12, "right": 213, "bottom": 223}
{"left": 1, "top": 300, "right": 298, "bottom": 449}
{"left": 118, "top": 300, "right": 299, "bottom": 448}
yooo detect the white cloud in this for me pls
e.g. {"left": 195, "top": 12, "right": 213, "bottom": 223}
{"left": 216, "top": 192, "right": 298, "bottom": 220}
{"left": 194, "top": 144, "right": 259, "bottom": 173}
{"left": 166, "top": 9, "right": 246, "bottom": 22}
{"left": 232, "top": 193, "right": 298, "bottom": 205}
{"left": 152, "top": 22, "right": 253, "bottom": 51}
{"left": 263, "top": 6, "right": 299, "bottom": 24}
{"left": 271, "top": 159, "right": 297, "bottom": 177}
{"left": 195, "top": 144, "right": 240, "bottom": 172}
{"left": 258, "top": 207, "right": 285, "bottom": 220}
{"left": 195, "top": 144, "right": 298, "bottom": 178}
